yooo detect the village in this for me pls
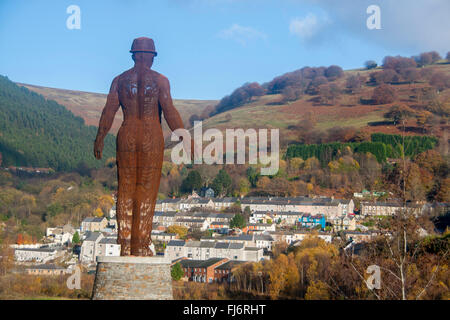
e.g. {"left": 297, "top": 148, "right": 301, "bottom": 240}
{"left": 9, "top": 188, "right": 445, "bottom": 285}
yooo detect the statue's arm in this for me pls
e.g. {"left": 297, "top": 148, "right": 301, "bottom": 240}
{"left": 94, "top": 76, "right": 120, "bottom": 159}
{"left": 158, "top": 75, "right": 184, "bottom": 132}
{"left": 159, "top": 76, "right": 195, "bottom": 158}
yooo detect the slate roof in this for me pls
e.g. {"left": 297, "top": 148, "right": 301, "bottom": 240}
{"left": 167, "top": 240, "right": 186, "bottom": 247}
{"left": 179, "top": 258, "right": 225, "bottom": 268}
{"left": 84, "top": 232, "right": 102, "bottom": 242}
{"left": 214, "top": 260, "right": 246, "bottom": 270}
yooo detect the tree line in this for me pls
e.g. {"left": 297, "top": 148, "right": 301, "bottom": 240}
{"left": 0, "top": 75, "right": 116, "bottom": 171}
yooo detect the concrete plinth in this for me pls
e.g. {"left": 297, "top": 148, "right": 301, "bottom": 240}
{"left": 91, "top": 256, "right": 173, "bottom": 300}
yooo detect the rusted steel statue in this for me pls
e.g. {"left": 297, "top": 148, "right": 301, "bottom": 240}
{"left": 94, "top": 37, "right": 187, "bottom": 256}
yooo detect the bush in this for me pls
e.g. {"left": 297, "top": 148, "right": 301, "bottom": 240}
{"left": 324, "top": 65, "right": 344, "bottom": 80}
{"left": 365, "top": 60, "right": 378, "bottom": 69}
{"left": 372, "top": 84, "right": 396, "bottom": 105}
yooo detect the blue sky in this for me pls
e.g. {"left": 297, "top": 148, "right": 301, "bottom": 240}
{"left": 0, "top": 0, "right": 449, "bottom": 100}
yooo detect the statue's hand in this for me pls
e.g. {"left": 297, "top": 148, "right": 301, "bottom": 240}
{"left": 94, "top": 139, "right": 104, "bottom": 160}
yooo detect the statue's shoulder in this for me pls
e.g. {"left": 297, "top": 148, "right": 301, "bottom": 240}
{"left": 152, "top": 71, "right": 169, "bottom": 86}
{"left": 117, "top": 68, "right": 135, "bottom": 80}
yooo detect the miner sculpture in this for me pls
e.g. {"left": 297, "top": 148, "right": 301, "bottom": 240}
{"left": 94, "top": 37, "right": 189, "bottom": 256}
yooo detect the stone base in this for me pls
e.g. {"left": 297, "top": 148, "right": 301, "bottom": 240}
{"left": 91, "top": 256, "right": 173, "bottom": 300}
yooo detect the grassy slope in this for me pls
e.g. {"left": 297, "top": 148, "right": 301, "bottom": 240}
{"left": 17, "top": 83, "right": 217, "bottom": 138}
{"left": 201, "top": 63, "right": 450, "bottom": 146}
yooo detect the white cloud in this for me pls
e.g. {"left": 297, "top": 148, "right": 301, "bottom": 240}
{"left": 218, "top": 24, "right": 267, "bottom": 46}
{"left": 289, "top": 13, "right": 330, "bottom": 42}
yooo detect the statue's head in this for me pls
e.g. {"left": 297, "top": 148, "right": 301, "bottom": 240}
{"left": 130, "top": 37, "right": 157, "bottom": 68}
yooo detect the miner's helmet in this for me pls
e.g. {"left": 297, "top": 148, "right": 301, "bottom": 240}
{"left": 130, "top": 37, "right": 158, "bottom": 56}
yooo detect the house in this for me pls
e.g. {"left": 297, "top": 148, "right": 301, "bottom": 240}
{"left": 14, "top": 246, "right": 63, "bottom": 263}
{"left": 254, "top": 234, "right": 275, "bottom": 250}
{"left": 343, "top": 231, "right": 373, "bottom": 243}
{"left": 108, "top": 205, "right": 116, "bottom": 218}
{"left": 268, "top": 231, "right": 296, "bottom": 245}
{"left": 221, "top": 234, "right": 256, "bottom": 247}
{"left": 271, "top": 212, "right": 303, "bottom": 225}
{"left": 46, "top": 224, "right": 75, "bottom": 245}
{"left": 269, "top": 230, "right": 332, "bottom": 245}
{"left": 243, "top": 223, "right": 276, "bottom": 234}
{"left": 151, "top": 232, "right": 178, "bottom": 242}
{"left": 152, "top": 211, "right": 178, "bottom": 227}
{"left": 209, "top": 221, "right": 230, "bottom": 231}
{"left": 212, "top": 197, "right": 238, "bottom": 211}
{"left": 240, "top": 197, "right": 354, "bottom": 219}
{"left": 175, "top": 257, "right": 228, "bottom": 283}
{"left": 179, "top": 198, "right": 215, "bottom": 211}
{"left": 249, "top": 211, "right": 274, "bottom": 224}
{"left": 297, "top": 214, "right": 326, "bottom": 229}
{"left": 214, "top": 260, "right": 247, "bottom": 283}
{"left": 332, "top": 215, "right": 357, "bottom": 232}
{"left": 80, "top": 232, "right": 104, "bottom": 264}
{"left": 96, "top": 237, "right": 121, "bottom": 257}
{"left": 360, "top": 201, "right": 422, "bottom": 216}
{"left": 291, "top": 231, "right": 333, "bottom": 244}
{"left": 81, "top": 217, "right": 108, "bottom": 232}
{"left": 173, "top": 218, "right": 209, "bottom": 231}
{"left": 26, "top": 264, "right": 67, "bottom": 276}
{"left": 156, "top": 198, "right": 181, "bottom": 212}
{"left": 165, "top": 240, "right": 264, "bottom": 262}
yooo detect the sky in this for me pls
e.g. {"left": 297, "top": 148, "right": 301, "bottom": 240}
{"left": 0, "top": 0, "right": 449, "bottom": 100}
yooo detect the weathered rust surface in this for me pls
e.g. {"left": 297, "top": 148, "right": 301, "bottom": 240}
{"left": 94, "top": 37, "right": 185, "bottom": 256}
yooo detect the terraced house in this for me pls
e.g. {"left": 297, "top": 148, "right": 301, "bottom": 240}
{"left": 165, "top": 240, "right": 264, "bottom": 262}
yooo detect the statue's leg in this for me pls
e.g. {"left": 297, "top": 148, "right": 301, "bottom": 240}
{"left": 116, "top": 126, "right": 138, "bottom": 256}
{"left": 130, "top": 140, "right": 164, "bottom": 256}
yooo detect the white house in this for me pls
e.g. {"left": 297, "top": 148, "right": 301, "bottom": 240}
{"left": 165, "top": 240, "right": 264, "bottom": 262}
{"left": 80, "top": 232, "right": 104, "bottom": 264}
{"left": 46, "top": 224, "right": 75, "bottom": 245}
{"left": 96, "top": 237, "right": 121, "bottom": 257}
{"left": 14, "top": 246, "right": 63, "bottom": 263}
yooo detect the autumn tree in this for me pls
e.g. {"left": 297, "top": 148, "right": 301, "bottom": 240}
{"left": 324, "top": 65, "right": 344, "bottom": 80}
{"left": 416, "top": 52, "right": 433, "bottom": 67}
{"left": 318, "top": 83, "right": 341, "bottom": 105}
{"left": 384, "top": 105, "right": 415, "bottom": 125}
{"left": 281, "top": 86, "right": 302, "bottom": 102}
{"left": 430, "top": 72, "right": 450, "bottom": 92}
{"left": 370, "top": 69, "right": 399, "bottom": 85}
{"left": 400, "top": 68, "right": 420, "bottom": 84}
{"left": 383, "top": 56, "right": 417, "bottom": 73}
{"left": 346, "top": 74, "right": 365, "bottom": 93}
{"left": 306, "top": 76, "right": 328, "bottom": 95}
{"left": 167, "top": 225, "right": 188, "bottom": 239}
{"left": 372, "top": 84, "right": 397, "bottom": 105}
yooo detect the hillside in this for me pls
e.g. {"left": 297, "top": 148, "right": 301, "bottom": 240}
{"left": 0, "top": 76, "right": 116, "bottom": 171}
{"left": 18, "top": 83, "right": 217, "bottom": 137}
{"left": 200, "top": 62, "right": 450, "bottom": 148}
